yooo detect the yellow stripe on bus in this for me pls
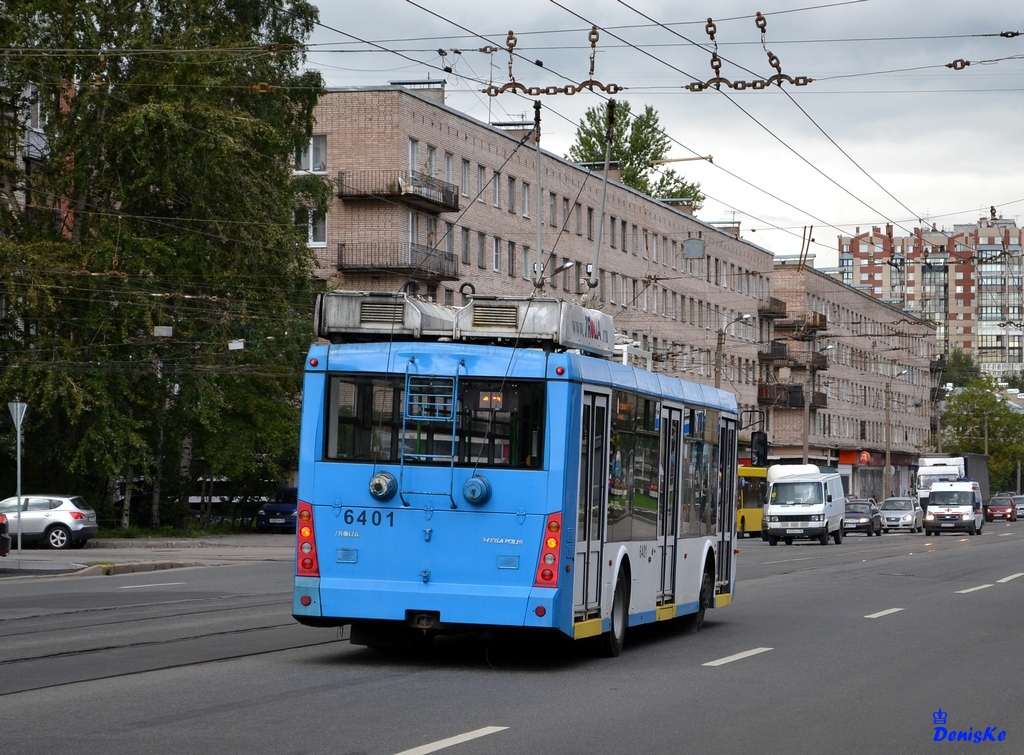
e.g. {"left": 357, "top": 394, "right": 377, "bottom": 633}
{"left": 573, "top": 618, "right": 604, "bottom": 639}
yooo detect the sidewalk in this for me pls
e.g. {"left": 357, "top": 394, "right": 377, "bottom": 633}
{"left": 0, "top": 533, "right": 295, "bottom": 578}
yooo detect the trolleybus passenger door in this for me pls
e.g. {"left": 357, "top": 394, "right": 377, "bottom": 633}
{"left": 658, "top": 406, "right": 682, "bottom": 602}
{"left": 716, "top": 419, "right": 738, "bottom": 589}
{"left": 574, "top": 392, "right": 608, "bottom": 618}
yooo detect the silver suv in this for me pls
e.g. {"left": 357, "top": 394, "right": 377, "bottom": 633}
{"left": 0, "top": 495, "right": 99, "bottom": 549}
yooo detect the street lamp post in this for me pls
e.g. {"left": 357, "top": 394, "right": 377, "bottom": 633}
{"left": 714, "top": 313, "right": 752, "bottom": 389}
{"left": 884, "top": 369, "right": 909, "bottom": 499}
{"left": 802, "top": 344, "right": 834, "bottom": 464}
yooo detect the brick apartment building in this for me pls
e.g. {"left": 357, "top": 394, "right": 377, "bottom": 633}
{"left": 837, "top": 209, "right": 1024, "bottom": 377}
{"left": 304, "top": 81, "right": 787, "bottom": 451}
{"left": 299, "top": 81, "right": 948, "bottom": 486}
{"left": 769, "top": 260, "right": 939, "bottom": 498}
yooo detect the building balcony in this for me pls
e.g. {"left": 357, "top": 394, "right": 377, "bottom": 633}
{"left": 784, "top": 385, "right": 827, "bottom": 409}
{"left": 758, "top": 340, "right": 789, "bottom": 361}
{"left": 337, "top": 170, "right": 459, "bottom": 213}
{"left": 930, "top": 386, "right": 947, "bottom": 401}
{"left": 757, "top": 296, "right": 787, "bottom": 319}
{"left": 930, "top": 354, "right": 947, "bottom": 372}
{"left": 757, "top": 383, "right": 789, "bottom": 405}
{"left": 809, "top": 351, "right": 830, "bottom": 371}
{"left": 774, "top": 311, "right": 828, "bottom": 340}
{"left": 336, "top": 242, "right": 459, "bottom": 281}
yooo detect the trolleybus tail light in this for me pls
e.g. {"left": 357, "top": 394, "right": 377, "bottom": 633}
{"left": 533, "top": 512, "right": 562, "bottom": 587}
{"left": 296, "top": 500, "right": 320, "bottom": 578}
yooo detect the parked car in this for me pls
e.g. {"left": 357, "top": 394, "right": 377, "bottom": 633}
{"left": 986, "top": 494, "right": 1018, "bottom": 522}
{"left": 844, "top": 500, "right": 882, "bottom": 536}
{"left": 1013, "top": 495, "right": 1024, "bottom": 520}
{"left": 0, "top": 512, "right": 9, "bottom": 556}
{"left": 255, "top": 487, "right": 298, "bottom": 533}
{"left": 880, "top": 497, "right": 924, "bottom": 532}
{"left": 0, "top": 495, "right": 98, "bottom": 549}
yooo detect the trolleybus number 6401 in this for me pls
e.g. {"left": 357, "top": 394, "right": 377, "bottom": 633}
{"left": 342, "top": 509, "right": 394, "bottom": 527}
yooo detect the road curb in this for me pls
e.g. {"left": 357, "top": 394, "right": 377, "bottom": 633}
{"left": 74, "top": 561, "right": 198, "bottom": 577}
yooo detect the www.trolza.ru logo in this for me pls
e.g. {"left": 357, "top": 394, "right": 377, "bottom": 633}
{"left": 933, "top": 708, "right": 1008, "bottom": 743}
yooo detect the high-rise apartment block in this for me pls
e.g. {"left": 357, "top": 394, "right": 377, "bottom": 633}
{"left": 837, "top": 209, "right": 1024, "bottom": 377}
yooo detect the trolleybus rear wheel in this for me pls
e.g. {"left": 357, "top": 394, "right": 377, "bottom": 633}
{"left": 601, "top": 570, "right": 629, "bottom": 657}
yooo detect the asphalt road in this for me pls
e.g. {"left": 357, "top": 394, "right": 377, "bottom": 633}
{"left": 1, "top": 526, "right": 1022, "bottom": 754}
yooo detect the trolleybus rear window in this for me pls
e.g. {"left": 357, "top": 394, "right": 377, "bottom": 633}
{"left": 325, "top": 374, "right": 545, "bottom": 469}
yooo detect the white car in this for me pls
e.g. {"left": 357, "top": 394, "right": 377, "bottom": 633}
{"left": 881, "top": 497, "right": 924, "bottom": 533}
{"left": 1013, "top": 496, "right": 1024, "bottom": 520}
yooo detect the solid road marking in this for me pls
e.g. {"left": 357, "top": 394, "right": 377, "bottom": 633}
{"left": 118, "top": 582, "right": 186, "bottom": 589}
{"left": 865, "top": 608, "right": 904, "bottom": 619}
{"left": 998, "top": 573, "right": 1024, "bottom": 583}
{"left": 703, "top": 647, "right": 773, "bottom": 667}
{"left": 955, "top": 584, "right": 993, "bottom": 594}
{"left": 394, "top": 727, "right": 508, "bottom": 755}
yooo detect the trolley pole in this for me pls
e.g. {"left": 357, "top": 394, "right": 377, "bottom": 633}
{"left": 8, "top": 400, "right": 26, "bottom": 551}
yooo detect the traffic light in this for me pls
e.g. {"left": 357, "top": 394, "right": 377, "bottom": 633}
{"left": 750, "top": 431, "right": 768, "bottom": 467}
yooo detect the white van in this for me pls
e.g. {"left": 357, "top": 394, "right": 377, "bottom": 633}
{"left": 764, "top": 464, "right": 846, "bottom": 546}
{"left": 924, "top": 480, "right": 984, "bottom": 536}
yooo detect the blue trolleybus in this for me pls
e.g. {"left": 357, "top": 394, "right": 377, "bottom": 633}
{"left": 292, "top": 291, "right": 738, "bottom": 656}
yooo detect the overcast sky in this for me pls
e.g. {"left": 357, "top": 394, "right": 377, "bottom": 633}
{"left": 304, "top": 0, "right": 1024, "bottom": 266}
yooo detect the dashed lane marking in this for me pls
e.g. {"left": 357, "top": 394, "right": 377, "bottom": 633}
{"left": 865, "top": 608, "right": 904, "bottom": 619}
{"left": 394, "top": 727, "right": 509, "bottom": 755}
{"left": 997, "top": 573, "right": 1024, "bottom": 583}
{"left": 703, "top": 647, "right": 773, "bottom": 667}
{"left": 117, "top": 582, "right": 186, "bottom": 589}
{"left": 955, "top": 584, "right": 993, "bottom": 594}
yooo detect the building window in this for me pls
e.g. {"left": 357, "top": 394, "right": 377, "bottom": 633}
{"left": 296, "top": 207, "right": 326, "bottom": 247}
{"left": 549, "top": 192, "right": 557, "bottom": 227}
{"left": 295, "top": 135, "right": 327, "bottom": 172}
{"left": 508, "top": 176, "right": 516, "bottom": 213}
{"left": 575, "top": 203, "right": 582, "bottom": 235}
{"left": 610, "top": 216, "right": 617, "bottom": 248}
{"left": 522, "top": 245, "right": 532, "bottom": 280}
{"left": 461, "top": 227, "right": 471, "bottom": 264}
{"left": 493, "top": 237, "right": 502, "bottom": 272}
{"left": 492, "top": 171, "right": 501, "bottom": 207}
{"left": 444, "top": 221, "right": 454, "bottom": 255}
{"left": 445, "top": 152, "right": 454, "bottom": 184}
{"left": 563, "top": 198, "right": 570, "bottom": 230}
{"left": 508, "top": 241, "right": 516, "bottom": 277}
{"left": 587, "top": 207, "right": 594, "bottom": 240}
{"left": 477, "top": 165, "right": 486, "bottom": 202}
{"left": 461, "top": 159, "right": 470, "bottom": 197}
{"left": 425, "top": 145, "right": 436, "bottom": 177}
{"left": 478, "top": 231, "right": 487, "bottom": 268}
{"left": 522, "top": 182, "right": 530, "bottom": 217}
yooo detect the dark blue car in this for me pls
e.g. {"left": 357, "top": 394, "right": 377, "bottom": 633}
{"left": 255, "top": 487, "right": 298, "bottom": 533}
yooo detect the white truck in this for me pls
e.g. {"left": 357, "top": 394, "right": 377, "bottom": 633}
{"left": 916, "top": 454, "right": 990, "bottom": 513}
{"left": 923, "top": 480, "right": 984, "bottom": 536}
{"left": 764, "top": 464, "right": 846, "bottom": 546}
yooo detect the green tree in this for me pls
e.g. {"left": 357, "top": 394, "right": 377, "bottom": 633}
{"left": 566, "top": 101, "right": 705, "bottom": 209}
{"left": 0, "top": 0, "right": 329, "bottom": 529}
{"left": 941, "top": 348, "right": 981, "bottom": 387}
{"left": 940, "top": 378, "right": 1024, "bottom": 492}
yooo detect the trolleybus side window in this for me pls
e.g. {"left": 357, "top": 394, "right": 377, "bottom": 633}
{"left": 607, "top": 391, "right": 659, "bottom": 542}
{"left": 325, "top": 374, "right": 545, "bottom": 469}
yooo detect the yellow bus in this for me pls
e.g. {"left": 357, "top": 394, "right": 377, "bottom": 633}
{"left": 737, "top": 466, "right": 768, "bottom": 538}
